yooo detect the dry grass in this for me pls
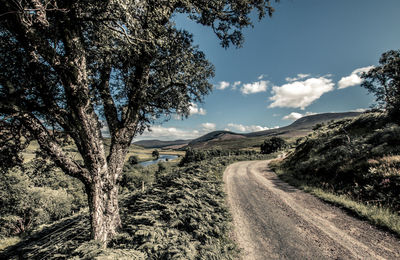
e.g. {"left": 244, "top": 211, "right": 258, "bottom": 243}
{"left": 368, "top": 155, "right": 400, "bottom": 177}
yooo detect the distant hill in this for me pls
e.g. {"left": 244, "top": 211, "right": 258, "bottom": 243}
{"left": 188, "top": 112, "right": 363, "bottom": 149}
{"left": 246, "top": 112, "right": 362, "bottom": 137}
{"left": 188, "top": 131, "right": 246, "bottom": 148}
{"left": 133, "top": 139, "right": 190, "bottom": 149}
{"left": 133, "top": 112, "right": 363, "bottom": 150}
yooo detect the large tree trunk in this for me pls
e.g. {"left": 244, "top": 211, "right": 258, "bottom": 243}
{"left": 87, "top": 177, "right": 121, "bottom": 245}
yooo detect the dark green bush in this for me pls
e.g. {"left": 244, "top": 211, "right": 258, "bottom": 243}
{"left": 179, "top": 148, "right": 258, "bottom": 165}
{"left": 127, "top": 155, "right": 139, "bottom": 165}
{"left": 260, "top": 137, "right": 286, "bottom": 154}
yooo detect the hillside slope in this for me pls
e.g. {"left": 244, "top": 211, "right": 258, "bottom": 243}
{"left": 132, "top": 112, "right": 362, "bottom": 150}
{"left": 246, "top": 112, "right": 362, "bottom": 137}
{"left": 188, "top": 131, "right": 246, "bottom": 146}
{"left": 187, "top": 112, "right": 362, "bottom": 150}
{"left": 277, "top": 112, "right": 400, "bottom": 234}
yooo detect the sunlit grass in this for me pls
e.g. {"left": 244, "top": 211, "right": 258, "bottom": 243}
{"left": 0, "top": 237, "right": 21, "bottom": 252}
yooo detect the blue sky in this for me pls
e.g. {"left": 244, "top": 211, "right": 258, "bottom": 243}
{"left": 137, "top": 0, "right": 400, "bottom": 141}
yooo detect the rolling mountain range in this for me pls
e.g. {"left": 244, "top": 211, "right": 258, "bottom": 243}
{"left": 133, "top": 112, "right": 362, "bottom": 150}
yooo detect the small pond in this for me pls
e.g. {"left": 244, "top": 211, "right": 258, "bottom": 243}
{"left": 139, "top": 154, "right": 179, "bottom": 167}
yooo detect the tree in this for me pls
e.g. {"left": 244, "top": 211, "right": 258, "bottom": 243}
{"left": 152, "top": 150, "right": 159, "bottom": 160}
{"left": 0, "top": 0, "right": 278, "bottom": 245}
{"left": 260, "top": 137, "right": 286, "bottom": 154}
{"left": 361, "top": 50, "right": 400, "bottom": 122}
{"left": 127, "top": 155, "right": 139, "bottom": 166}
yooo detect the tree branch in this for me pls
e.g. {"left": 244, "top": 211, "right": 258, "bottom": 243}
{"left": 96, "top": 65, "right": 119, "bottom": 136}
{"left": 18, "top": 112, "right": 91, "bottom": 185}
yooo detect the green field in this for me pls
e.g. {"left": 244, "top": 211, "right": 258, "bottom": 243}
{"left": 22, "top": 140, "right": 185, "bottom": 163}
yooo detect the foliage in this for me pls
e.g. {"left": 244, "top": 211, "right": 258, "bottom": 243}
{"left": 361, "top": 50, "right": 400, "bottom": 122}
{"left": 151, "top": 150, "right": 160, "bottom": 160}
{"left": 0, "top": 119, "right": 32, "bottom": 171}
{"left": 281, "top": 112, "right": 400, "bottom": 212}
{"left": 260, "top": 136, "right": 286, "bottom": 154}
{"left": 127, "top": 155, "right": 139, "bottom": 166}
{"left": 0, "top": 168, "right": 74, "bottom": 237}
{"left": 179, "top": 148, "right": 260, "bottom": 165}
{"left": 0, "top": 159, "right": 86, "bottom": 238}
{"left": 120, "top": 165, "right": 155, "bottom": 192}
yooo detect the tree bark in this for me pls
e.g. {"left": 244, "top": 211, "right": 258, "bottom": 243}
{"left": 86, "top": 175, "right": 121, "bottom": 245}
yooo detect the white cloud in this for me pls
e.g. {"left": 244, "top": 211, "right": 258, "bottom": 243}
{"left": 285, "top": 73, "right": 310, "bottom": 82}
{"left": 137, "top": 126, "right": 201, "bottom": 141}
{"left": 282, "top": 112, "right": 303, "bottom": 120}
{"left": 338, "top": 66, "right": 374, "bottom": 89}
{"left": 232, "top": 81, "right": 241, "bottom": 90}
{"left": 269, "top": 76, "right": 335, "bottom": 110}
{"left": 189, "top": 103, "right": 206, "bottom": 115}
{"left": 216, "top": 81, "right": 230, "bottom": 90}
{"left": 282, "top": 112, "right": 316, "bottom": 120}
{"left": 201, "top": 122, "right": 216, "bottom": 131}
{"left": 241, "top": 80, "right": 269, "bottom": 95}
{"left": 226, "top": 123, "right": 270, "bottom": 133}
{"left": 351, "top": 108, "right": 367, "bottom": 112}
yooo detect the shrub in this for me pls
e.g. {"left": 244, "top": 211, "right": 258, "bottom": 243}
{"left": 179, "top": 148, "right": 259, "bottom": 165}
{"left": 120, "top": 167, "right": 154, "bottom": 191}
{"left": 260, "top": 137, "right": 286, "bottom": 154}
{"left": 0, "top": 161, "right": 86, "bottom": 237}
{"left": 127, "top": 155, "right": 139, "bottom": 166}
{"left": 152, "top": 150, "right": 159, "bottom": 159}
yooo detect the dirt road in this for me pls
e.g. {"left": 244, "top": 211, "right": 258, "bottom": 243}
{"left": 223, "top": 160, "right": 400, "bottom": 260}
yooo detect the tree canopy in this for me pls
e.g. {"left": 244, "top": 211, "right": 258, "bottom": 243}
{"left": 361, "top": 50, "right": 400, "bottom": 122}
{"left": 0, "top": 0, "right": 278, "bottom": 244}
{"left": 152, "top": 150, "right": 160, "bottom": 159}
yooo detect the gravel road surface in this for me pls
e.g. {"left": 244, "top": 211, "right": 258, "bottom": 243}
{"left": 223, "top": 160, "right": 400, "bottom": 260}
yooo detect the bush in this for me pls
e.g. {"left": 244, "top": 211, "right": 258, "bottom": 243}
{"left": 179, "top": 148, "right": 258, "bottom": 165}
{"left": 260, "top": 137, "right": 286, "bottom": 154}
{"left": 0, "top": 160, "right": 86, "bottom": 237}
{"left": 127, "top": 155, "right": 139, "bottom": 166}
{"left": 120, "top": 167, "right": 154, "bottom": 191}
{"left": 152, "top": 150, "right": 159, "bottom": 159}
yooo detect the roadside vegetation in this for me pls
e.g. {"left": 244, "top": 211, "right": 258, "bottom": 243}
{"left": 271, "top": 111, "right": 400, "bottom": 235}
{"left": 270, "top": 50, "right": 400, "bottom": 236}
{"left": 1, "top": 150, "right": 271, "bottom": 259}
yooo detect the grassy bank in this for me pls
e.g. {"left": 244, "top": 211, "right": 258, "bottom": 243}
{"left": 270, "top": 112, "right": 400, "bottom": 236}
